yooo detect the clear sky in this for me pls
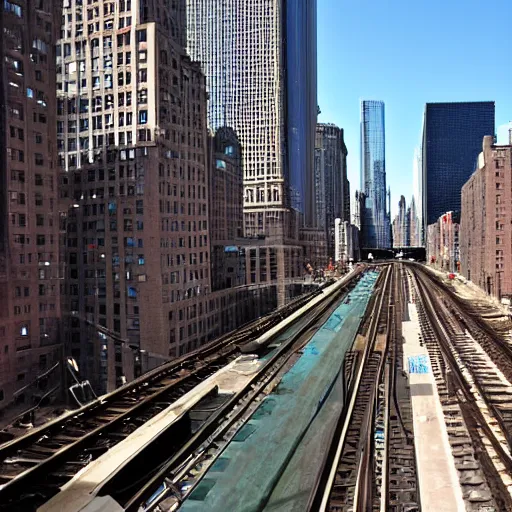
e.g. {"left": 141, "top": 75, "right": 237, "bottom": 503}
{"left": 317, "top": 0, "right": 512, "bottom": 216}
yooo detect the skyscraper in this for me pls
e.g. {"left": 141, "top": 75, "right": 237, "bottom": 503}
{"left": 186, "top": 0, "right": 317, "bottom": 234}
{"left": 408, "top": 196, "right": 419, "bottom": 247}
{"left": 1, "top": 0, "right": 63, "bottom": 411}
{"left": 57, "top": 0, "right": 211, "bottom": 392}
{"left": 314, "top": 123, "right": 349, "bottom": 258}
{"left": 422, "top": 102, "right": 495, "bottom": 231}
{"left": 392, "top": 195, "right": 408, "bottom": 248}
{"left": 360, "top": 100, "right": 390, "bottom": 248}
{"left": 412, "top": 147, "right": 423, "bottom": 245}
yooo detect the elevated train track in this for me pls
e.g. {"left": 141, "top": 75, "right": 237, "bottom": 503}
{"left": 0, "top": 269, "right": 364, "bottom": 511}
{"left": 4, "top": 262, "right": 512, "bottom": 512}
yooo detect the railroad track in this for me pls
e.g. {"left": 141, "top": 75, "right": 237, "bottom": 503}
{"left": 0, "top": 279, "right": 355, "bottom": 511}
{"left": 308, "top": 265, "right": 393, "bottom": 512}
{"left": 41, "top": 270, "right": 364, "bottom": 510}
{"left": 61, "top": 272, "right": 363, "bottom": 512}
{"left": 378, "top": 263, "right": 419, "bottom": 512}
{"left": 409, "top": 265, "right": 512, "bottom": 511}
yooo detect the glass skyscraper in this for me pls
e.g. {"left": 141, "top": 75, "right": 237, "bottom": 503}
{"left": 422, "top": 102, "right": 495, "bottom": 229}
{"left": 360, "top": 100, "right": 390, "bottom": 248}
{"left": 186, "top": 0, "right": 317, "bottom": 235}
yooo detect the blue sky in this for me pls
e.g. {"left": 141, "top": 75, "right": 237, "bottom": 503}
{"left": 317, "top": 0, "right": 512, "bottom": 216}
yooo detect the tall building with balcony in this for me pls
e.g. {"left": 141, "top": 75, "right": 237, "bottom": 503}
{"left": 186, "top": 0, "right": 317, "bottom": 235}
{"left": 422, "top": 101, "right": 495, "bottom": 233}
{"left": 461, "top": 136, "right": 512, "bottom": 299}
{"left": 57, "top": 0, "right": 211, "bottom": 393}
{"left": 360, "top": 100, "right": 390, "bottom": 249}
{"left": 0, "top": 0, "right": 63, "bottom": 412}
{"left": 314, "top": 123, "right": 349, "bottom": 258}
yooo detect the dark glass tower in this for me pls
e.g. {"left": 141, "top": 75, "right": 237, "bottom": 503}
{"left": 360, "top": 100, "right": 390, "bottom": 248}
{"left": 286, "top": 0, "right": 317, "bottom": 225}
{"left": 422, "top": 102, "right": 495, "bottom": 229}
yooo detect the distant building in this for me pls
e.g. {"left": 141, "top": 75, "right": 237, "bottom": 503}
{"left": 208, "top": 128, "right": 245, "bottom": 292}
{"left": 408, "top": 196, "right": 420, "bottom": 247}
{"left": 392, "top": 195, "right": 419, "bottom": 248}
{"left": 301, "top": 228, "right": 328, "bottom": 269}
{"left": 461, "top": 136, "right": 512, "bottom": 299}
{"left": 334, "top": 219, "right": 360, "bottom": 263}
{"left": 427, "top": 211, "right": 460, "bottom": 274}
{"left": 314, "top": 123, "right": 349, "bottom": 258}
{"left": 422, "top": 102, "right": 495, "bottom": 236}
{"left": 392, "top": 196, "right": 408, "bottom": 248}
{"left": 412, "top": 147, "right": 423, "bottom": 245}
{"left": 360, "top": 100, "right": 390, "bottom": 249}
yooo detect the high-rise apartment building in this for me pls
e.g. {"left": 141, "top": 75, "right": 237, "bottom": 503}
{"left": 57, "top": 0, "right": 212, "bottom": 392}
{"left": 0, "top": 0, "right": 63, "bottom": 411}
{"left": 461, "top": 136, "right": 512, "bottom": 299}
{"left": 314, "top": 123, "right": 349, "bottom": 258}
{"left": 186, "top": 0, "right": 317, "bottom": 234}
{"left": 422, "top": 101, "right": 495, "bottom": 231}
{"left": 360, "top": 100, "right": 390, "bottom": 248}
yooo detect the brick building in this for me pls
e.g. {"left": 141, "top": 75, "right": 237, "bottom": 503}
{"left": 208, "top": 127, "right": 244, "bottom": 292}
{"left": 57, "top": 0, "right": 212, "bottom": 393}
{"left": 461, "top": 135, "right": 512, "bottom": 299}
{"left": 0, "top": 0, "right": 63, "bottom": 413}
{"left": 427, "top": 211, "right": 460, "bottom": 274}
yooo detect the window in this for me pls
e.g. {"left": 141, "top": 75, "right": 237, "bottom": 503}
{"left": 137, "top": 29, "right": 147, "bottom": 42}
{"left": 128, "top": 287, "right": 137, "bottom": 298}
{"left": 138, "top": 110, "right": 147, "bottom": 124}
{"left": 37, "top": 234, "right": 45, "bottom": 245}
{"left": 138, "top": 69, "right": 147, "bottom": 82}
{"left": 4, "top": 0, "right": 22, "bottom": 17}
{"left": 35, "top": 174, "right": 43, "bottom": 186}
{"left": 137, "top": 89, "right": 147, "bottom": 104}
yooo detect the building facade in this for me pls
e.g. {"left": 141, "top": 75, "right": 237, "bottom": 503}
{"left": 427, "top": 211, "right": 460, "bottom": 274}
{"left": 186, "top": 0, "right": 317, "bottom": 234}
{"left": 422, "top": 101, "right": 495, "bottom": 233}
{"left": 208, "top": 127, "right": 244, "bottom": 292}
{"left": 0, "top": 0, "right": 63, "bottom": 412}
{"left": 392, "top": 195, "right": 408, "bottom": 248}
{"left": 334, "top": 219, "right": 360, "bottom": 264}
{"left": 360, "top": 100, "right": 390, "bottom": 249}
{"left": 408, "top": 196, "right": 420, "bottom": 247}
{"left": 314, "top": 123, "right": 349, "bottom": 258}
{"left": 461, "top": 136, "right": 512, "bottom": 299}
{"left": 412, "top": 147, "right": 423, "bottom": 245}
{"left": 57, "top": 0, "right": 213, "bottom": 392}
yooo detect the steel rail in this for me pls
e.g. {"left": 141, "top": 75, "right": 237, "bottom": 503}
{"left": 305, "top": 265, "right": 392, "bottom": 512}
{"left": 0, "top": 283, "right": 343, "bottom": 509}
{"left": 414, "top": 269, "right": 512, "bottom": 456}
{"left": 119, "top": 278, "right": 356, "bottom": 512}
{"left": 412, "top": 270, "right": 512, "bottom": 475}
